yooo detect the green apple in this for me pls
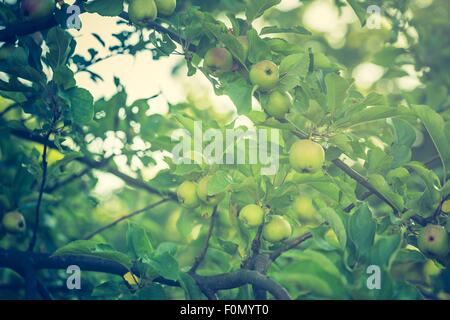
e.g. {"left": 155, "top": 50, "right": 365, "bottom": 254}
{"left": 239, "top": 204, "right": 265, "bottom": 227}
{"left": 263, "top": 215, "right": 292, "bottom": 243}
{"left": 237, "top": 36, "right": 249, "bottom": 60}
{"left": 154, "top": 0, "right": 176, "bottom": 16}
{"left": 21, "top": 0, "right": 54, "bottom": 20}
{"left": 249, "top": 60, "right": 279, "bottom": 91}
{"left": 442, "top": 199, "right": 450, "bottom": 214}
{"left": 204, "top": 48, "right": 233, "bottom": 73}
{"left": 289, "top": 139, "right": 325, "bottom": 173}
{"left": 197, "top": 176, "right": 224, "bottom": 206}
{"left": 177, "top": 181, "right": 200, "bottom": 208}
{"left": 128, "top": 0, "right": 158, "bottom": 25}
{"left": 264, "top": 91, "right": 292, "bottom": 119}
{"left": 418, "top": 224, "right": 450, "bottom": 257}
{"left": 292, "top": 195, "right": 321, "bottom": 225}
{"left": 2, "top": 211, "right": 26, "bottom": 234}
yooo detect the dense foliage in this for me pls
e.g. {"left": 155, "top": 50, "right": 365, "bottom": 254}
{"left": 0, "top": 0, "right": 449, "bottom": 300}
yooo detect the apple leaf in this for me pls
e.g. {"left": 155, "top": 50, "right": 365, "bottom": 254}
{"left": 246, "top": 0, "right": 281, "bottom": 22}
{"left": 85, "top": 0, "right": 124, "bottom": 17}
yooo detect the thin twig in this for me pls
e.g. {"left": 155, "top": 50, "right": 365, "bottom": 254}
{"left": 270, "top": 232, "right": 313, "bottom": 261}
{"left": 83, "top": 198, "right": 170, "bottom": 240}
{"left": 189, "top": 205, "right": 219, "bottom": 274}
{"left": 27, "top": 131, "right": 51, "bottom": 252}
{"left": 45, "top": 167, "right": 91, "bottom": 193}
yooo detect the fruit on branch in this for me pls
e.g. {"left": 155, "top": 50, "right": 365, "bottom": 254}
{"left": 237, "top": 36, "right": 249, "bottom": 60}
{"left": 177, "top": 181, "right": 200, "bottom": 208}
{"left": 289, "top": 139, "right": 325, "bottom": 173}
{"left": 128, "top": 0, "right": 158, "bottom": 25}
{"left": 292, "top": 195, "right": 321, "bottom": 225}
{"left": 249, "top": 60, "right": 279, "bottom": 91}
{"left": 2, "top": 211, "right": 26, "bottom": 234}
{"left": 418, "top": 224, "right": 450, "bottom": 257}
{"left": 154, "top": 0, "right": 176, "bottom": 16}
{"left": 264, "top": 91, "right": 292, "bottom": 119}
{"left": 442, "top": 199, "right": 450, "bottom": 214}
{"left": 263, "top": 215, "right": 292, "bottom": 243}
{"left": 239, "top": 204, "right": 265, "bottom": 227}
{"left": 21, "top": 0, "right": 55, "bottom": 20}
{"left": 197, "top": 176, "right": 224, "bottom": 206}
{"left": 204, "top": 48, "right": 233, "bottom": 73}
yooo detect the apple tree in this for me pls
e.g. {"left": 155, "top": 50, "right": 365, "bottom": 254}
{"left": 0, "top": 0, "right": 449, "bottom": 300}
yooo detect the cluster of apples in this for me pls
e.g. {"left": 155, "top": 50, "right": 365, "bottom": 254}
{"left": 203, "top": 36, "right": 293, "bottom": 121}
{"left": 128, "top": 0, "right": 176, "bottom": 25}
{"left": 0, "top": 211, "right": 26, "bottom": 238}
{"left": 176, "top": 176, "right": 224, "bottom": 209}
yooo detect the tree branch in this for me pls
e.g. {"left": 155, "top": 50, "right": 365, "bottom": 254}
{"left": 82, "top": 198, "right": 170, "bottom": 240}
{"left": 27, "top": 131, "right": 51, "bottom": 252}
{"left": 270, "top": 232, "right": 313, "bottom": 261}
{"left": 45, "top": 167, "right": 92, "bottom": 193}
{"left": 189, "top": 206, "right": 218, "bottom": 274}
{"left": 0, "top": 248, "right": 290, "bottom": 299}
{"left": 192, "top": 270, "right": 290, "bottom": 300}
{"left": 10, "top": 128, "right": 177, "bottom": 201}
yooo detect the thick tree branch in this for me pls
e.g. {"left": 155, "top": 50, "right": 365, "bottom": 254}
{"left": 192, "top": 270, "right": 290, "bottom": 300}
{"left": 189, "top": 206, "right": 218, "bottom": 274}
{"left": 83, "top": 198, "right": 170, "bottom": 240}
{"left": 0, "top": 249, "right": 290, "bottom": 299}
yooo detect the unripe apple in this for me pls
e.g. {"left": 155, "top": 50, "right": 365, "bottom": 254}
{"left": 204, "top": 48, "right": 233, "bottom": 73}
{"left": 154, "top": 0, "right": 176, "bottom": 16}
{"left": 249, "top": 60, "right": 279, "bottom": 91}
{"left": 442, "top": 199, "right": 450, "bottom": 214}
{"left": 264, "top": 91, "right": 292, "bottom": 119}
{"left": 197, "top": 176, "right": 224, "bottom": 206}
{"left": 2, "top": 211, "right": 26, "bottom": 234}
{"left": 177, "top": 181, "right": 200, "bottom": 208}
{"left": 289, "top": 139, "right": 325, "bottom": 173}
{"left": 292, "top": 195, "right": 321, "bottom": 225}
{"left": 418, "top": 224, "right": 450, "bottom": 257}
{"left": 128, "top": 0, "right": 158, "bottom": 25}
{"left": 239, "top": 204, "right": 265, "bottom": 227}
{"left": 263, "top": 215, "right": 292, "bottom": 243}
{"left": 237, "top": 36, "right": 249, "bottom": 60}
{"left": 21, "top": 0, "right": 55, "bottom": 20}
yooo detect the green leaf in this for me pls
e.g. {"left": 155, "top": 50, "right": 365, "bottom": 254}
{"left": 336, "top": 106, "right": 410, "bottom": 129}
{"left": 369, "top": 233, "right": 402, "bottom": 267}
{"left": 279, "top": 52, "right": 310, "bottom": 91}
{"left": 223, "top": 77, "right": 253, "bottom": 114}
{"left": 318, "top": 208, "right": 347, "bottom": 250}
{"left": 135, "top": 284, "right": 167, "bottom": 300}
{"left": 367, "top": 173, "right": 405, "bottom": 212}
{"left": 46, "top": 27, "right": 74, "bottom": 68}
{"left": 85, "top": 0, "right": 124, "bottom": 16}
{"left": 205, "top": 23, "right": 246, "bottom": 66}
{"left": 260, "top": 26, "right": 311, "bottom": 35}
{"left": 127, "top": 223, "right": 154, "bottom": 260}
{"left": 178, "top": 273, "right": 207, "bottom": 300}
{"left": 246, "top": 0, "right": 281, "bottom": 22}
{"left": 413, "top": 105, "right": 450, "bottom": 178}
{"left": 148, "top": 252, "right": 179, "bottom": 281}
{"left": 65, "top": 87, "right": 94, "bottom": 125}
{"left": 348, "top": 204, "right": 376, "bottom": 260}
{"left": 346, "top": 0, "right": 367, "bottom": 26}
{"left": 325, "top": 73, "right": 349, "bottom": 115}
{"left": 53, "top": 240, "right": 132, "bottom": 269}
{"left": 247, "top": 29, "right": 272, "bottom": 64}
{"left": 208, "top": 170, "right": 233, "bottom": 195}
